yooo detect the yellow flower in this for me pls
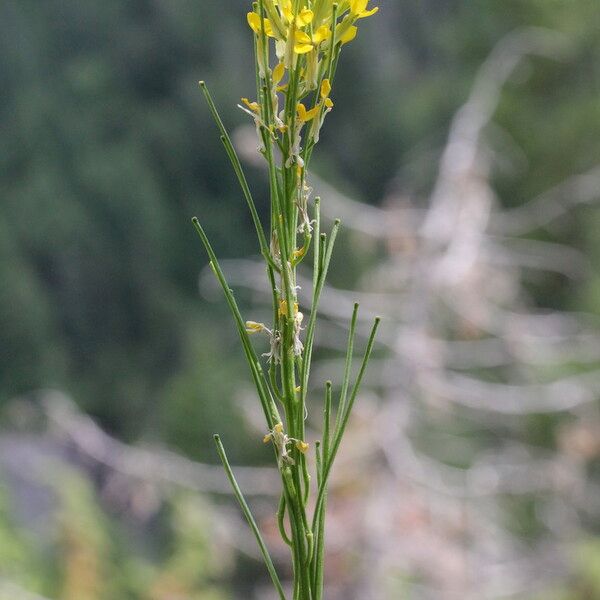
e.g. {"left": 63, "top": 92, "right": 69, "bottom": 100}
{"left": 247, "top": 12, "right": 275, "bottom": 36}
{"left": 241, "top": 97, "right": 260, "bottom": 113}
{"left": 295, "top": 440, "right": 309, "bottom": 453}
{"left": 350, "top": 0, "right": 379, "bottom": 19}
{"left": 245, "top": 320, "right": 265, "bottom": 334}
{"left": 292, "top": 246, "right": 307, "bottom": 261}
{"left": 279, "top": 299, "right": 300, "bottom": 316}
{"left": 272, "top": 62, "right": 286, "bottom": 86}
{"left": 294, "top": 25, "right": 331, "bottom": 54}
{"left": 320, "top": 78, "right": 334, "bottom": 108}
{"left": 340, "top": 25, "right": 358, "bottom": 44}
{"left": 278, "top": 1, "right": 314, "bottom": 28}
{"left": 263, "top": 422, "right": 302, "bottom": 466}
{"left": 297, "top": 103, "right": 320, "bottom": 122}
{"left": 295, "top": 7, "right": 314, "bottom": 27}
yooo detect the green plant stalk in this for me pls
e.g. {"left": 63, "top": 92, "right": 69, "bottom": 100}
{"left": 312, "top": 381, "right": 332, "bottom": 596}
{"left": 214, "top": 435, "right": 287, "bottom": 600}
{"left": 194, "top": 3, "right": 380, "bottom": 598}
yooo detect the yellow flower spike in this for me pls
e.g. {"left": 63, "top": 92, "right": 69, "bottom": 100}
{"left": 274, "top": 422, "right": 284, "bottom": 434}
{"left": 241, "top": 97, "right": 260, "bottom": 112}
{"left": 296, "top": 440, "right": 309, "bottom": 454}
{"left": 340, "top": 25, "right": 358, "bottom": 44}
{"left": 350, "top": 0, "right": 379, "bottom": 18}
{"left": 247, "top": 11, "right": 275, "bottom": 36}
{"left": 245, "top": 320, "right": 265, "bottom": 334}
{"left": 320, "top": 78, "right": 332, "bottom": 100}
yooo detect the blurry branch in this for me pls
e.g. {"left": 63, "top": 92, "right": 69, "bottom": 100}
{"left": 19, "top": 390, "right": 280, "bottom": 496}
{"left": 495, "top": 165, "right": 600, "bottom": 235}
{"left": 3, "top": 391, "right": 279, "bottom": 563}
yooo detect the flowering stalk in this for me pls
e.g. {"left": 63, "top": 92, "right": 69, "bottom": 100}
{"left": 193, "top": 2, "right": 379, "bottom": 598}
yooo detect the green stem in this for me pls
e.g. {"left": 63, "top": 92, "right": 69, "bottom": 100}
{"left": 301, "top": 220, "right": 341, "bottom": 408}
{"left": 335, "top": 303, "right": 359, "bottom": 433}
{"left": 312, "top": 381, "right": 332, "bottom": 598}
{"left": 311, "top": 317, "right": 380, "bottom": 539}
{"left": 214, "top": 435, "right": 287, "bottom": 600}
{"left": 198, "top": 82, "right": 276, "bottom": 271}
{"left": 191, "top": 218, "right": 280, "bottom": 428}
{"left": 278, "top": 494, "right": 293, "bottom": 546}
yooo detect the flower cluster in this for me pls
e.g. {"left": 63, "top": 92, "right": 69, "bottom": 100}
{"left": 243, "top": 0, "right": 378, "bottom": 165}
{"left": 248, "top": 0, "right": 378, "bottom": 72}
{"left": 263, "top": 422, "right": 309, "bottom": 466}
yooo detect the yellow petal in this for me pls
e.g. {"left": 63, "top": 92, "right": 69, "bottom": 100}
{"left": 278, "top": 299, "right": 299, "bottom": 315}
{"left": 312, "top": 25, "right": 332, "bottom": 45}
{"left": 294, "top": 43, "right": 314, "bottom": 54}
{"left": 272, "top": 62, "right": 286, "bottom": 85}
{"left": 324, "top": 97, "right": 334, "bottom": 108}
{"left": 280, "top": 0, "right": 294, "bottom": 23}
{"left": 293, "top": 246, "right": 307, "bottom": 260}
{"left": 297, "top": 103, "right": 319, "bottom": 122}
{"left": 294, "top": 44, "right": 313, "bottom": 54}
{"left": 306, "top": 106, "right": 320, "bottom": 121}
{"left": 357, "top": 6, "right": 379, "bottom": 18}
{"left": 295, "top": 30, "right": 312, "bottom": 44}
{"left": 247, "top": 11, "right": 274, "bottom": 36}
{"left": 295, "top": 440, "right": 309, "bottom": 453}
{"left": 294, "top": 30, "right": 314, "bottom": 55}
{"left": 279, "top": 299, "right": 288, "bottom": 316}
{"left": 296, "top": 8, "right": 314, "bottom": 27}
{"left": 350, "top": 0, "right": 369, "bottom": 14}
{"left": 247, "top": 12, "right": 260, "bottom": 33}
{"left": 245, "top": 320, "right": 265, "bottom": 333}
{"left": 263, "top": 433, "right": 272, "bottom": 443}
{"left": 340, "top": 25, "right": 358, "bottom": 44}
{"left": 241, "top": 97, "right": 260, "bottom": 112}
{"left": 320, "top": 78, "right": 332, "bottom": 99}
{"left": 274, "top": 422, "right": 284, "bottom": 433}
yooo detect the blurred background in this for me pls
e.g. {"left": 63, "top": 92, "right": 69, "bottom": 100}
{"left": 1, "top": 1, "right": 599, "bottom": 598}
